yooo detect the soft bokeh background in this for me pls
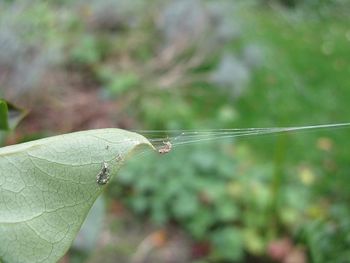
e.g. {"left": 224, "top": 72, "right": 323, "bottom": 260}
{"left": 1, "top": 0, "right": 350, "bottom": 262}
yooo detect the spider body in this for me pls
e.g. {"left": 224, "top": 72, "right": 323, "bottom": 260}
{"left": 158, "top": 141, "right": 172, "bottom": 154}
{"left": 96, "top": 162, "right": 110, "bottom": 185}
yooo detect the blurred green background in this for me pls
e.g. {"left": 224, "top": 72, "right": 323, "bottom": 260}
{"left": 1, "top": 0, "right": 350, "bottom": 262}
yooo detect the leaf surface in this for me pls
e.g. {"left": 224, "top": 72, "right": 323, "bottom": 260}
{"left": 0, "top": 129, "right": 153, "bottom": 263}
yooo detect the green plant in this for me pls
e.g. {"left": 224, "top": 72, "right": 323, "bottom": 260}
{"left": 0, "top": 129, "right": 153, "bottom": 263}
{"left": 96, "top": 67, "right": 140, "bottom": 97}
{"left": 0, "top": 99, "right": 26, "bottom": 131}
{"left": 111, "top": 140, "right": 315, "bottom": 261}
{"left": 299, "top": 204, "right": 350, "bottom": 263}
{"left": 0, "top": 99, "right": 27, "bottom": 145}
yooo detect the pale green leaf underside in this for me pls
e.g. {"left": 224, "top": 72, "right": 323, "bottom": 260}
{"left": 0, "top": 129, "right": 153, "bottom": 263}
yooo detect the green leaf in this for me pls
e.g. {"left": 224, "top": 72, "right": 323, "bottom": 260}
{"left": 210, "top": 227, "right": 243, "bottom": 261}
{"left": 107, "top": 72, "right": 140, "bottom": 96}
{"left": 0, "top": 129, "right": 154, "bottom": 263}
{"left": 0, "top": 100, "right": 9, "bottom": 131}
{"left": 0, "top": 99, "right": 27, "bottom": 131}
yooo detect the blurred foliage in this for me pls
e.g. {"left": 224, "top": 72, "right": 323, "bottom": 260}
{"left": 1, "top": 0, "right": 350, "bottom": 262}
{"left": 0, "top": 100, "right": 9, "bottom": 131}
{"left": 0, "top": 99, "right": 26, "bottom": 144}
{"left": 0, "top": 99, "right": 27, "bottom": 131}
{"left": 111, "top": 140, "right": 315, "bottom": 261}
{"left": 114, "top": 144, "right": 251, "bottom": 260}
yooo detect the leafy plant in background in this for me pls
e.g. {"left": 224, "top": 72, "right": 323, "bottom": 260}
{"left": 63, "top": 0, "right": 261, "bottom": 123}
{"left": 0, "top": 99, "right": 27, "bottom": 144}
{"left": 111, "top": 140, "right": 314, "bottom": 261}
{"left": 300, "top": 204, "right": 350, "bottom": 263}
{"left": 0, "top": 1, "right": 64, "bottom": 97}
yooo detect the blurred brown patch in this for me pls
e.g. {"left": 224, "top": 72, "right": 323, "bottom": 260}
{"left": 191, "top": 241, "right": 211, "bottom": 259}
{"left": 109, "top": 200, "right": 126, "bottom": 216}
{"left": 268, "top": 238, "right": 293, "bottom": 261}
{"left": 8, "top": 69, "right": 137, "bottom": 142}
{"left": 267, "top": 238, "right": 306, "bottom": 263}
{"left": 317, "top": 137, "right": 333, "bottom": 152}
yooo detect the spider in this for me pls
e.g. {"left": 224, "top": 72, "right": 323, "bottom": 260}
{"left": 96, "top": 162, "right": 110, "bottom": 185}
{"left": 158, "top": 140, "right": 172, "bottom": 154}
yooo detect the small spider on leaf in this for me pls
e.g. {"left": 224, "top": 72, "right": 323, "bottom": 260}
{"left": 96, "top": 162, "right": 110, "bottom": 185}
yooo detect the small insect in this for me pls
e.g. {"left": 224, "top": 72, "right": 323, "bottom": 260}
{"left": 105, "top": 145, "right": 110, "bottom": 150}
{"left": 158, "top": 140, "right": 172, "bottom": 154}
{"left": 96, "top": 162, "right": 110, "bottom": 185}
